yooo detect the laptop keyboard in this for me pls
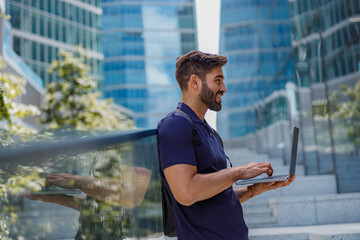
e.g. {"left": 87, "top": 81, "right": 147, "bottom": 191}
{"left": 266, "top": 174, "right": 288, "bottom": 179}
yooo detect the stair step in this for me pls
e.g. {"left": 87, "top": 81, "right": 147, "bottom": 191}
{"left": 242, "top": 198, "right": 269, "bottom": 207}
{"left": 245, "top": 215, "right": 278, "bottom": 227}
{"left": 250, "top": 233, "right": 309, "bottom": 240}
{"left": 248, "top": 223, "right": 360, "bottom": 240}
{"left": 243, "top": 207, "right": 273, "bottom": 217}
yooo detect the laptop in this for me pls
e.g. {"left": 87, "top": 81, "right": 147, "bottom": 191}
{"left": 235, "top": 126, "right": 299, "bottom": 186}
{"left": 30, "top": 185, "right": 82, "bottom": 195}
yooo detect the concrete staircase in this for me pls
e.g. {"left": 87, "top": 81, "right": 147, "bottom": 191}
{"left": 226, "top": 148, "right": 360, "bottom": 239}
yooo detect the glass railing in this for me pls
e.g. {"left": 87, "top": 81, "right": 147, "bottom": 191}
{"left": 0, "top": 129, "right": 163, "bottom": 240}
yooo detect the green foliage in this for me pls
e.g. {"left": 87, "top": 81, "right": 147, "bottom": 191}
{"left": 0, "top": 55, "right": 44, "bottom": 239}
{"left": 313, "top": 80, "right": 360, "bottom": 150}
{"left": 0, "top": 166, "right": 44, "bottom": 240}
{"left": 0, "top": 57, "right": 40, "bottom": 134}
{"left": 41, "top": 46, "right": 133, "bottom": 131}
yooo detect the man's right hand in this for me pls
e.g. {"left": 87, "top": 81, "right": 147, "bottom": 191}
{"left": 236, "top": 162, "right": 274, "bottom": 180}
{"left": 45, "top": 173, "right": 81, "bottom": 189}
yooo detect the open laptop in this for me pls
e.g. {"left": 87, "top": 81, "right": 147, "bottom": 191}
{"left": 235, "top": 126, "right": 299, "bottom": 186}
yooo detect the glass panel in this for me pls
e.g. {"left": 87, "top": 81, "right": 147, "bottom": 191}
{"left": 10, "top": 5, "right": 21, "bottom": 28}
{"left": 39, "top": 14, "right": 45, "bottom": 36}
{"left": 0, "top": 131, "right": 162, "bottom": 239}
{"left": 13, "top": 36, "right": 21, "bottom": 55}
{"left": 40, "top": 43, "right": 45, "bottom": 62}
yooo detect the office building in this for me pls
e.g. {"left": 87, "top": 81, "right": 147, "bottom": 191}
{"left": 219, "top": 0, "right": 360, "bottom": 192}
{"left": 288, "top": 0, "right": 360, "bottom": 192}
{"left": 218, "top": 0, "right": 297, "bottom": 161}
{"left": 6, "top": 0, "right": 104, "bottom": 87}
{"left": 102, "top": 0, "right": 197, "bottom": 128}
{"left": 0, "top": 1, "right": 43, "bottom": 129}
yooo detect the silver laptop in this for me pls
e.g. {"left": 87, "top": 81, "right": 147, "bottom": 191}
{"left": 235, "top": 126, "right": 299, "bottom": 186}
{"left": 30, "top": 185, "right": 82, "bottom": 195}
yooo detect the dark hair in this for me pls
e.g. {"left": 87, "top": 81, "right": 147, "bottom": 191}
{"left": 175, "top": 50, "right": 227, "bottom": 90}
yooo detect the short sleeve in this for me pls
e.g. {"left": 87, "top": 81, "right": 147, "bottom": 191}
{"left": 157, "top": 115, "right": 197, "bottom": 170}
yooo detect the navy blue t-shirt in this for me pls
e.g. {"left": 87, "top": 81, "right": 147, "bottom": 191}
{"left": 157, "top": 102, "right": 249, "bottom": 240}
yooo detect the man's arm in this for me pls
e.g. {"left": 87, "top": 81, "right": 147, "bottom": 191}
{"left": 25, "top": 194, "right": 85, "bottom": 211}
{"left": 234, "top": 175, "right": 296, "bottom": 203}
{"left": 164, "top": 161, "right": 274, "bottom": 206}
{"left": 45, "top": 167, "right": 152, "bottom": 208}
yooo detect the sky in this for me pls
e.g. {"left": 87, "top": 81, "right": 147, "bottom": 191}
{"left": 195, "top": 0, "right": 221, "bottom": 129}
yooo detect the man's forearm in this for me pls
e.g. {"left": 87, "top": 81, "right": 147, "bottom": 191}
{"left": 74, "top": 168, "right": 151, "bottom": 208}
{"left": 185, "top": 167, "right": 242, "bottom": 205}
{"left": 165, "top": 162, "right": 273, "bottom": 206}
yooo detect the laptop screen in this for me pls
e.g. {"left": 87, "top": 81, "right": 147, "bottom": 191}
{"left": 289, "top": 126, "right": 299, "bottom": 176}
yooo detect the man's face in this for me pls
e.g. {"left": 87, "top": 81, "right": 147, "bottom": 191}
{"left": 200, "top": 66, "right": 227, "bottom": 112}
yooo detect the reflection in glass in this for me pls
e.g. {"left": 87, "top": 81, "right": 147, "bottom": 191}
{"left": 0, "top": 131, "right": 162, "bottom": 239}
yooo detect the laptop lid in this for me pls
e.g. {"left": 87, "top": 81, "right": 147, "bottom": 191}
{"left": 289, "top": 126, "right": 299, "bottom": 176}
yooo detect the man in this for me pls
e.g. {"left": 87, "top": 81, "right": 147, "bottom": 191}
{"left": 157, "top": 50, "right": 295, "bottom": 240}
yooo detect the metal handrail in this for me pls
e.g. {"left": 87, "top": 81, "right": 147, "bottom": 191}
{"left": 0, "top": 129, "right": 157, "bottom": 164}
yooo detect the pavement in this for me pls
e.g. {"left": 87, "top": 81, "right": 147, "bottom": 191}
{"left": 249, "top": 223, "right": 360, "bottom": 240}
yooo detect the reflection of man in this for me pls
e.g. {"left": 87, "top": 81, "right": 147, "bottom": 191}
{"left": 46, "top": 167, "right": 151, "bottom": 208}
{"left": 27, "top": 167, "right": 151, "bottom": 209}
{"left": 157, "top": 51, "right": 295, "bottom": 240}
{"left": 27, "top": 167, "right": 152, "bottom": 239}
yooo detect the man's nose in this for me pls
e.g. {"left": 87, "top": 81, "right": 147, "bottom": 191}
{"left": 220, "top": 82, "right": 227, "bottom": 93}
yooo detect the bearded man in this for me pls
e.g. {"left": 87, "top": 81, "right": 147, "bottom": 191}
{"left": 157, "top": 51, "right": 295, "bottom": 240}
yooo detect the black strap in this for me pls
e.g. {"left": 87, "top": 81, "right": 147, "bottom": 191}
{"left": 173, "top": 109, "right": 232, "bottom": 167}
{"left": 161, "top": 178, "right": 177, "bottom": 237}
{"left": 172, "top": 109, "right": 202, "bottom": 146}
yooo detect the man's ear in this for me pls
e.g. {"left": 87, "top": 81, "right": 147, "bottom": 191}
{"left": 189, "top": 74, "right": 200, "bottom": 91}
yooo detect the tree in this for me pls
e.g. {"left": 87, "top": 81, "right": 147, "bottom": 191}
{"left": 313, "top": 80, "right": 360, "bottom": 155}
{"left": 41, "top": 46, "right": 133, "bottom": 131}
{"left": 0, "top": 57, "right": 43, "bottom": 239}
{"left": 0, "top": 57, "right": 41, "bottom": 145}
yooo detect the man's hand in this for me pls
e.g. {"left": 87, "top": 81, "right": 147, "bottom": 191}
{"left": 45, "top": 173, "right": 81, "bottom": 189}
{"left": 237, "top": 162, "right": 274, "bottom": 180}
{"left": 236, "top": 175, "right": 296, "bottom": 203}
{"left": 249, "top": 174, "right": 296, "bottom": 197}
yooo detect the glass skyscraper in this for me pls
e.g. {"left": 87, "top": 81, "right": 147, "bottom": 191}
{"left": 6, "top": 0, "right": 103, "bottom": 86}
{"left": 102, "top": 0, "right": 197, "bottom": 128}
{"left": 289, "top": 0, "right": 360, "bottom": 192}
{"left": 218, "top": 0, "right": 360, "bottom": 192}
{"left": 218, "top": 0, "right": 297, "bottom": 160}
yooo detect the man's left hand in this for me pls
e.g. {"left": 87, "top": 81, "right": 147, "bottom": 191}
{"left": 249, "top": 174, "right": 296, "bottom": 197}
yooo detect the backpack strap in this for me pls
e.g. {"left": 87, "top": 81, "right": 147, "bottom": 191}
{"left": 172, "top": 109, "right": 202, "bottom": 146}
{"left": 173, "top": 109, "right": 232, "bottom": 168}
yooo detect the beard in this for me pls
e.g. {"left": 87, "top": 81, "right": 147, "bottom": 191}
{"left": 200, "top": 81, "right": 223, "bottom": 112}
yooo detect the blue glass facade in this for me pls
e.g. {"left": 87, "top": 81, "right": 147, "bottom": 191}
{"left": 288, "top": 0, "right": 360, "bottom": 192}
{"left": 102, "top": 0, "right": 197, "bottom": 128}
{"left": 6, "top": 0, "right": 104, "bottom": 86}
{"left": 218, "top": 0, "right": 360, "bottom": 193}
{"left": 218, "top": 0, "right": 297, "bottom": 158}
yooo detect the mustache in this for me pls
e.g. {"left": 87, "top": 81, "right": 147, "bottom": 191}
{"left": 216, "top": 91, "right": 224, "bottom": 96}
